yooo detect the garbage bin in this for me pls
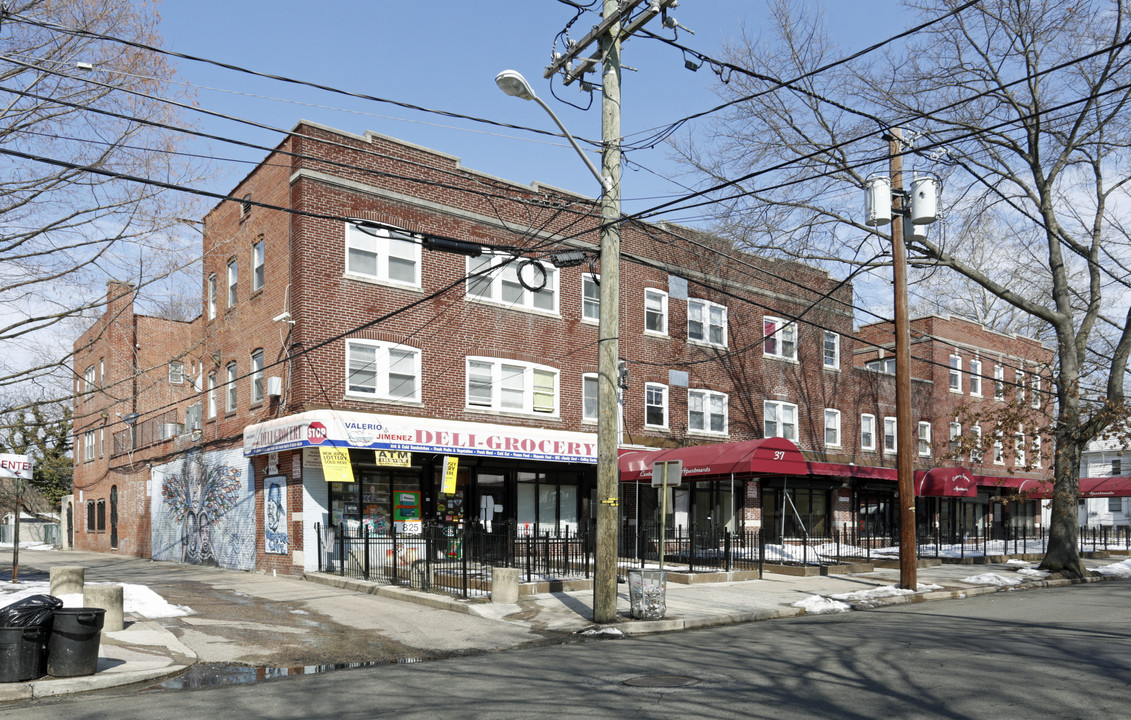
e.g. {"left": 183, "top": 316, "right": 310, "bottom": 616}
{"left": 47, "top": 608, "right": 105, "bottom": 678}
{"left": 0, "top": 595, "right": 61, "bottom": 682}
{"left": 627, "top": 568, "right": 667, "bottom": 619}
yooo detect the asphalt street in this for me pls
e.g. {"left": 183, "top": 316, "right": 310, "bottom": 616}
{"left": 11, "top": 580, "right": 1131, "bottom": 720}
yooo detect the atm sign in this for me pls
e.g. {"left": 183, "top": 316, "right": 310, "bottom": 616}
{"left": 307, "top": 421, "right": 328, "bottom": 444}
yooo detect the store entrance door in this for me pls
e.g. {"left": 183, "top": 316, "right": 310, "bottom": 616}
{"left": 476, "top": 472, "right": 508, "bottom": 532}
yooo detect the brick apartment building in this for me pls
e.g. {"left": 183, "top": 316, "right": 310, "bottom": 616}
{"left": 70, "top": 121, "right": 1056, "bottom": 574}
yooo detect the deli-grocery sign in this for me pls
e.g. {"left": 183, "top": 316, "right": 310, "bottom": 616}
{"left": 0, "top": 453, "right": 33, "bottom": 479}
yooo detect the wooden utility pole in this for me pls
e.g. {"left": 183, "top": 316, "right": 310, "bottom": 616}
{"left": 888, "top": 128, "right": 918, "bottom": 589}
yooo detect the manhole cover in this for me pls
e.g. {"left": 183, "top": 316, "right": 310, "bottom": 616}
{"left": 623, "top": 675, "right": 699, "bottom": 688}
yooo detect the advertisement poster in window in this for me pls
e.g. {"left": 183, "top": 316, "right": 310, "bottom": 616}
{"left": 394, "top": 491, "right": 422, "bottom": 535}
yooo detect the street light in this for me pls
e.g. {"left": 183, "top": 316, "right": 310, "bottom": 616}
{"left": 496, "top": 67, "right": 622, "bottom": 623}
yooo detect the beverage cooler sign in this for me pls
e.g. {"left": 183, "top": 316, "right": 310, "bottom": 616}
{"left": 394, "top": 491, "right": 422, "bottom": 535}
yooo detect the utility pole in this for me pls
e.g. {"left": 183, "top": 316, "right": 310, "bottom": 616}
{"left": 542, "top": 0, "right": 676, "bottom": 624}
{"left": 887, "top": 128, "right": 918, "bottom": 589}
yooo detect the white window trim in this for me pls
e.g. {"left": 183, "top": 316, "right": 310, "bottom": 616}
{"left": 763, "top": 316, "right": 798, "bottom": 361}
{"left": 969, "top": 359, "right": 982, "bottom": 397}
{"left": 466, "top": 252, "right": 559, "bottom": 315}
{"left": 949, "top": 421, "right": 962, "bottom": 456}
{"left": 252, "top": 240, "right": 265, "bottom": 292}
{"left": 860, "top": 413, "right": 876, "bottom": 452}
{"left": 465, "top": 357, "right": 559, "bottom": 417}
{"left": 824, "top": 408, "right": 842, "bottom": 448}
{"left": 581, "top": 273, "right": 600, "bottom": 324}
{"left": 582, "top": 373, "right": 598, "bottom": 424}
{"left": 1033, "top": 435, "right": 1042, "bottom": 468}
{"left": 207, "top": 274, "right": 217, "bottom": 320}
{"left": 993, "top": 431, "right": 1005, "bottom": 465}
{"left": 949, "top": 354, "right": 962, "bottom": 393}
{"left": 689, "top": 388, "right": 729, "bottom": 436}
{"left": 227, "top": 259, "right": 238, "bottom": 308}
{"left": 688, "top": 298, "right": 728, "bottom": 349}
{"left": 345, "top": 339, "right": 423, "bottom": 403}
{"left": 644, "top": 382, "right": 669, "bottom": 430}
{"left": 250, "top": 350, "right": 264, "bottom": 404}
{"left": 344, "top": 222, "right": 422, "bottom": 289}
{"left": 1031, "top": 376, "right": 1041, "bottom": 409}
{"left": 207, "top": 372, "right": 217, "bottom": 419}
{"left": 764, "top": 399, "right": 798, "bottom": 441}
{"left": 823, "top": 331, "right": 840, "bottom": 370}
{"left": 83, "top": 431, "right": 96, "bottom": 462}
{"left": 994, "top": 365, "right": 1005, "bottom": 401}
{"left": 168, "top": 361, "right": 184, "bottom": 385}
{"left": 918, "top": 421, "right": 932, "bottom": 457}
{"left": 883, "top": 416, "right": 897, "bottom": 455}
{"left": 1016, "top": 370, "right": 1026, "bottom": 404}
{"left": 644, "top": 288, "right": 668, "bottom": 336}
{"left": 972, "top": 424, "right": 984, "bottom": 463}
{"left": 225, "top": 362, "right": 237, "bottom": 413}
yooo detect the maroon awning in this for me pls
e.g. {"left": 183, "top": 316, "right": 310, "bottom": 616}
{"left": 979, "top": 476, "right": 1131, "bottom": 499}
{"left": 807, "top": 462, "right": 897, "bottom": 481}
{"left": 914, "top": 467, "right": 977, "bottom": 497}
{"left": 618, "top": 437, "right": 808, "bottom": 483}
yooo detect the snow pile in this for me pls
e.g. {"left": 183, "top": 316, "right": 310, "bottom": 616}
{"left": 792, "top": 595, "right": 851, "bottom": 614}
{"left": 961, "top": 573, "right": 1022, "bottom": 586}
{"left": 0, "top": 581, "right": 192, "bottom": 619}
{"left": 830, "top": 585, "right": 916, "bottom": 603}
{"left": 1016, "top": 567, "right": 1050, "bottom": 578}
{"left": 578, "top": 627, "right": 625, "bottom": 638}
{"left": 1095, "top": 559, "right": 1131, "bottom": 578}
{"left": 0, "top": 541, "right": 55, "bottom": 551}
{"left": 1006, "top": 559, "right": 1031, "bottom": 567}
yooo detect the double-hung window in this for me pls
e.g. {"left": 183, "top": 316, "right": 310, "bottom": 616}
{"left": 994, "top": 365, "right": 1005, "bottom": 400}
{"left": 993, "top": 430, "right": 1005, "bottom": 465}
{"left": 83, "top": 431, "right": 96, "bottom": 462}
{"left": 764, "top": 400, "right": 797, "bottom": 441}
{"left": 207, "top": 274, "right": 217, "bottom": 320}
{"left": 860, "top": 414, "right": 876, "bottom": 451}
{"left": 690, "top": 389, "right": 728, "bottom": 434}
{"left": 250, "top": 349, "right": 264, "bottom": 404}
{"left": 581, "top": 274, "right": 600, "bottom": 322}
{"left": 466, "top": 357, "right": 558, "bottom": 415}
{"left": 644, "top": 289, "right": 668, "bottom": 335}
{"left": 346, "top": 340, "right": 422, "bottom": 402}
{"left": 866, "top": 357, "right": 895, "bottom": 374}
{"left": 971, "top": 424, "right": 984, "bottom": 462}
{"left": 83, "top": 365, "right": 96, "bottom": 395}
{"left": 645, "top": 383, "right": 668, "bottom": 428}
{"left": 1031, "top": 376, "right": 1041, "bottom": 409}
{"left": 918, "top": 421, "right": 932, "bottom": 457}
{"left": 824, "top": 409, "right": 841, "bottom": 447}
{"left": 227, "top": 260, "right": 238, "bottom": 308}
{"left": 207, "top": 372, "right": 217, "bottom": 419}
{"left": 169, "top": 361, "right": 184, "bottom": 385}
{"left": 969, "top": 359, "right": 982, "bottom": 397}
{"left": 225, "top": 362, "right": 238, "bottom": 413}
{"left": 582, "top": 374, "right": 598, "bottom": 422}
{"left": 467, "top": 252, "right": 557, "bottom": 312}
{"left": 252, "top": 240, "right": 265, "bottom": 292}
{"left": 949, "top": 422, "right": 962, "bottom": 455}
{"left": 345, "top": 222, "right": 421, "bottom": 288}
{"left": 688, "top": 299, "right": 727, "bottom": 347}
{"left": 1016, "top": 371, "right": 1026, "bottom": 404}
{"left": 1015, "top": 428, "right": 1026, "bottom": 467}
{"left": 763, "top": 316, "right": 797, "bottom": 360}
{"left": 884, "top": 417, "right": 897, "bottom": 454}
{"left": 949, "top": 355, "right": 962, "bottom": 392}
{"left": 823, "top": 331, "right": 840, "bottom": 369}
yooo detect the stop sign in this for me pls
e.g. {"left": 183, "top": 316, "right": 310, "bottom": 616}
{"left": 307, "top": 421, "right": 328, "bottom": 444}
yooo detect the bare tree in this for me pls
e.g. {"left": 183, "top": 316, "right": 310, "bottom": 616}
{"left": 0, "top": 0, "right": 205, "bottom": 395}
{"left": 673, "top": 0, "right": 1131, "bottom": 577}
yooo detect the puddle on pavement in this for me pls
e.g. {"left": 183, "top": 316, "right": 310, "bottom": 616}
{"left": 151, "top": 657, "right": 427, "bottom": 690}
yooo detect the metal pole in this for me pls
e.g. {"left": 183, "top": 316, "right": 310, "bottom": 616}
{"left": 593, "top": 0, "right": 623, "bottom": 624}
{"left": 888, "top": 128, "right": 919, "bottom": 589}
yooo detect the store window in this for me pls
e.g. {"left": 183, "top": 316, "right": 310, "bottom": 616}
{"left": 764, "top": 485, "right": 830, "bottom": 539}
{"left": 517, "top": 471, "right": 580, "bottom": 536}
{"left": 328, "top": 466, "right": 422, "bottom": 537}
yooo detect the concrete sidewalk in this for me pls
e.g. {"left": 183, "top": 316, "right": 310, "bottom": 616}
{"left": 1, "top": 550, "right": 1124, "bottom": 701}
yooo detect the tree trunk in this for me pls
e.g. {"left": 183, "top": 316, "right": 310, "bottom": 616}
{"left": 1039, "top": 417, "right": 1088, "bottom": 578}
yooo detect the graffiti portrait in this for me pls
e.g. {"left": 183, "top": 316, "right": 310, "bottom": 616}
{"left": 264, "top": 477, "right": 289, "bottom": 554}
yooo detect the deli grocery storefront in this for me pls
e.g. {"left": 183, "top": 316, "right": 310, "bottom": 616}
{"left": 243, "top": 410, "right": 597, "bottom": 573}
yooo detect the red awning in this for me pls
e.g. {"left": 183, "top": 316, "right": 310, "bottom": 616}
{"left": 807, "top": 462, "right": 897, "bottom": 482}
{"left": 979, "top": 476, "right": 1131, "bottom": 499}
{"left": 914, "top": 467, "right": 977, "bottom": 497}
{"left": 618, "top": 437, "right": 808, "bottom": 483}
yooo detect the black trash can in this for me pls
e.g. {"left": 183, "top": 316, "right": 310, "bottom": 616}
{"left": 47, "top": 608, "right": 105, "bottom": 678}
{"left": 0, "top": 594, "right": 59, "bottom": 682}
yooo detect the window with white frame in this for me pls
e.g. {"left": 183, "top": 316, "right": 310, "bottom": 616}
{"left": 884, "top": 417, "right": 897, "bottom": 454}
{"left": 949, "top": 422, "right": 962, "bottom": 455}
{"left": 252, "top": 240, "right": 265, "bottom": 292}
{"left": 581, "top": 274, "right": 600, "bottom": 322}
{"left": 99, "top": 428, "right": 104, "bottom": 457}
{"left": 582, "top": 374, "right": 598, "bottom": 422}
{"left": 644, "top": 288, "right": 668, "bottom": 335}
{"left": 861, "top": 414, "right": 876, "bottom": 451}
{"left": 763, "top": 316, "right": 797, "bottom": 360}
{"left": 949, "top": 355, "right": 962, "bottom": 392}
{"left": 993, "top": 430, "right": 1004, "bottom": 465}
{"left": 824, "top": 409, "right": 841, "bottom": 447}
{"left": 688, "top": 299, "right": 727, "bottom": 347}
{"left": 227, "top": 259, "right": 238, "bottom": 308}
{"left": 250, "top": 349, "right": 264, "bottom": 404}
{"left": 83, "top": 365, "right": 96, "bottom": 394}
{"left": 208, "top": 274, "right": 217, "bottom": 320}
{"left": 645, "top": 383, "right": 668, "bottom": 428}
{"left": 1032, "top": 435, "right": 1042, "bottom": 468}
{"left": 345, "top": 222, "right": 421, "bottom": 288}
{"left": 346, "top": 340, "right": 421, "bottom": 402}
{"left": 971, "top": 424, "right": 983, "bottom": 462}
{"left": 466, "top": 358, "right": 558, "bottom": 415}
{"left": 83, "top": 431, "right": 96, "bottom": 462}
{"left": 207, "top": 371, "right": 217, "bottom": 419}
{"left": 225, "top": 362, "right": 237, "bottom": 413}
{"left": 169, "top": 361, "right": 184, "bottom": 385}
{"left": 994, "top": 364, "right": 1005, "bottom": 400}
{"left": 970, "top": 358, "right": 982, "bottom": 397}
{"left": 467, "top": 252, "right": 557, "bottom": 313}
{"left": 1014, "top": 429, "right": 1026, "bottom": 467}
{"left": 866, "top": 357, "right": 895, "bottom": 374}
{"left": 689, "top": 389, "right": 728, "bottom": 434}
{"left": 1031, "top": 375, "right": 1041, "bottom": 409}
{"left": 823, "top": 331, "right": 840, "bottom": 370}
{"left": 1016, "top": 370, "right": 1026, "bottom": 404}
{"left": 918, "top": 421, "right": 932, "bottom": 457}
{"left": 764, "top": 400, "right": 797, "bottom": 441}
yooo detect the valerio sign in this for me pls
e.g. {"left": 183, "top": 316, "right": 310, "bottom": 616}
{"left": 0, "top": 453, "right": 33, "bottom": 479}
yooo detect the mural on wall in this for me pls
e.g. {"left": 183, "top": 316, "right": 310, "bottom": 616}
{"left": 264, "top": 476, "right": 288, "bottom": 554}
{"left": 151, "top": 449, "right": 255, "bottom": 570}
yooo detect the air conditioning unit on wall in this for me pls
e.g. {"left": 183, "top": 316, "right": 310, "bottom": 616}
{"left": 161, "top": 422, "right": 183, "bottom": 439}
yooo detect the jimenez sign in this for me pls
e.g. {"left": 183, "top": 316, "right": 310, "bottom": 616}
{"left": 244, "top": 411, "right": 597, "bottom": 464}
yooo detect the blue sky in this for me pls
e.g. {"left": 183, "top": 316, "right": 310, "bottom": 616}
{"left": 155, "top": 1, "right": 910, "bottom": 223}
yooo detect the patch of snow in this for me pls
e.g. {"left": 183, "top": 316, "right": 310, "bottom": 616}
{"left": 792, "top": 595, "right": 851, "bottom": 614}
{"left": 578, "top": 627, "right": 624, "bottom": 637}
{"left": 0, "top": 541, "right": 55, "bottom": 551}
{"left": 1095, "top": 559, "right": 1131, "bottom": 578}
{"left": 1016, "top": 567, "right": 1049, "bottom": 578}
{"left": 961, "top": 573, "right": 1022, "bottom": 586}
{"left": 1006, "top": 559, "right": 1031, "bottom": 566}
{"left": 831, "top": 585, "right": 916, "bottom": 603}
{"left": 0, "top": 581, "right": 192, "bottom": 618}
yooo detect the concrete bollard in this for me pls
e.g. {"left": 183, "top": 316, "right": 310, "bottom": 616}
{"left": 491, "top": 567, "right": 519, "bottom": 604}
{"left": 49, "top": 565, "right": 85, "bottom": 597}
{"left": 83, "top": 584, "right": 125, "bottom": 632}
